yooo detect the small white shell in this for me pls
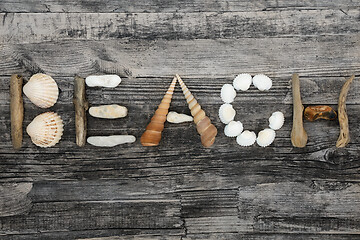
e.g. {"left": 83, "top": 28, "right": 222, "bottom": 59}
{"left": 256, "top": 128, "right": 276, "bottom": 147}
{"left": 233, "top": 73, "right": 252, "bottom": 91}
{"left": 219, "top": 104, "right": 236, "bottom": 124}
{"left": 220, "top": 84, "right": 236, "bottom": 103}
{"left": 252, "top": 74, "right": 272, "bottom": 91}
{"left": 167, "top": 111, "right": 193, "bottom": 123}
{"left": 224, "top": 121, "right": 243, "bottom": 137}
{"left": 89, "top": 104, "right": 128, "bottom": 119}
{"left": 23, "top": 73, "right": 59, "bottom": 108}
{"left": 269, "top": 111, "right": 285, "bottom": 130}
{"left": 236, "top": 130, "right": 256, "bottom": 146}
{"left": 87, "top": 135, "right": 136, "bottom": 147}
{"left": 85, "top": 75, "right": 121, "bottom": 88}
{"left": 26, "top": 112, "right": 63, "bottom": 148}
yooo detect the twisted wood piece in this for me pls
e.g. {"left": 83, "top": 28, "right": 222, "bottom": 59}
{"left": 176, "top": 74, "right": 217, "bottom": 147}
{"left": 140, "top": 77, "right": 177, "bottom": 146}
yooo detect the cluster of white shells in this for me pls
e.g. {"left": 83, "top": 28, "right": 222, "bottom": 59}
{"left": 219, "top": 74, "right": 284, "bottom": 147}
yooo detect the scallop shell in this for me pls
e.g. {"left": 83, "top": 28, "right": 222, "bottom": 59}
{"left": 233, "top": 73, "right": 252, "bottom": 91}
{"left": 236, "top": 130, "right": 256, "bottom": 146}
{"left": 256, "top": 128, "right": 276, "bottom": 147}
{"left": 167, "top": 111, "right": 193, "bottom": 123}
{"left": 26, "top": 112, "right": 63, "bottom": 148}
{"left": 85, "top": 75, "right": 121, "bottom": 88}
{"left": 269, "top": 111, "right": 285, "bottom": 130}
{"left": 252, "top": 74, "right": 272, "bottom": 91}
{"left": 221, "top": 84, "right": 236, "bottom": 103}
{"left": 224, "top": 121, "right": 243, "bottom": 137}
{"left": 23, "top": 73, "right": 59, "bottom": 108}
{"left": 219, "top": 103, "right": 236, "bottom": 124}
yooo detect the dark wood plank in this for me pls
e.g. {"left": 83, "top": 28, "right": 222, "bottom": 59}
{"left": 0, "top": 0, "right": 358, "bottom": 13}
{"left": 1, "top": 10, "right": 359, "bottom": 43}
{"left": 0, "top": 182, "right": 32, "bottom": 217}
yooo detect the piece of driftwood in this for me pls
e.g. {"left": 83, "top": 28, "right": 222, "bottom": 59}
{"left": 10, "top": 74, "right": 24, "bottom": 149}
{"left": 336, "top": 75, "right": 355, "bottom": 148}
{"left": 291, "top": 73, "right": 308, "bottom": 148}
{"left": 73, "top": 76, "right": 89, "bottom": 147}
{"left": 304, "top": 105, "right": 337, "bottom": 121}
{"left": 140, "top": 77, "right": 177, "bottom": 146}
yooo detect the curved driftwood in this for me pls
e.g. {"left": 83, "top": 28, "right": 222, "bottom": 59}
{"left": 74, "top": 76, "right": 89, "bottom": 147}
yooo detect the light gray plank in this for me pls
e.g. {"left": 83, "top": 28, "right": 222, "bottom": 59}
{"left": 0, "top": 182, "right": 32, "bottom": 217}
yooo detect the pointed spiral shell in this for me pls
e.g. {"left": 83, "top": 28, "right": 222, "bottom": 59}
{"left": 140, "top": 77, "right": 177, "bottom": 146}
{"left": 176, "top": 74, "right": 217, "bottom": 147}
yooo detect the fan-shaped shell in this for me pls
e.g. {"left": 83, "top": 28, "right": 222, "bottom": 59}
{"left": 252, "top": 74, "right": 272, "bottom": 91}
{"left": 26, "top": 112, "right": 63, "bottom": 148}
{"left": 221, "top": 84, "right": 236, "bottom": 103}
{"left": 219, "top": 104, "right": 236, "bottom": 124}
{"left": 23, "top": 73, "right": 59, "bottom": 108}
{"left": 233, "top": 73, "right": 252, "bottom": 91}
{"left": 224, "top": 121, "right": 243, "bottom": 137}
{"left": 236, "top": 130, "right": 256, "bottom": 146}
{"left": 256, "top": 128, "right": 276, "bottom": 147}
{"left": 269, "top": 111, "right": 285, "bottom": 130}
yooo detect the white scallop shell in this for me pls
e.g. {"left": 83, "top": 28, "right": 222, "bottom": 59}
{"left": 252, "top": 74, "right": 272, "bottom": 91}
{"left": 167, "top": 111, "right": 193, "bottom": 123}
{"left": 224, "top": 121, "right": 243, "bottom": 137}
{"left": 256, "top": 128, "right": 276, "bottom": 147}
{"left": 87, "top": 135, "right": 136, "bottom": 147}
{"left": 269, "top": 111, "right": 285, "bottom": 130}
{"left": 233, "top": 73, "right": 252, "bottom": 91}
{"left": 220, "top": 84, "right": 236, "bottom": 103}
{"left": 26, "top": 112, "right": 63, "bottom": 148}
{"left": 23, "top": 73, "right": 59, "bottom": 108}
{"left": 236, "top": 130, "right": 256, "bottom": 146}
{"left": 86, "top": 75, "right": 121, "bottom": 88}
{"left": 219, "top": 104, "right": 236, "bottom": 124}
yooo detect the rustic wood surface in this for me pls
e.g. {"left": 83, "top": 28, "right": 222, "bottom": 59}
{"left": 0, "top": 1, "right": 360, "bottom": 239}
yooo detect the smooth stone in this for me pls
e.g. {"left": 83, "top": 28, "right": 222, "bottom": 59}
{"left": 167, "top": 111, "right": 193, "bottom": 123}
{"left": 87, "top": 135, "right": 136, "bottom": 147}
{"left": 85, "top": 75, "right": 121, "bottom": 88}
{"left": 89, "top": 105, "right": 128, "bottom": 119}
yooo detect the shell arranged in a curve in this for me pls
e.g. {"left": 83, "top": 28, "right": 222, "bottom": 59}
{"left": 252, "top": 74, "right": 272, "bottom": 91}
{"left": 176, "top": 74, "right": 217, "bottom": 148}
{"left": 221, "top": 84, "right": 236, "bottom": 103}
{"left": 224, "top": 121, "right": 243, "bottom": 137}
{"left": 219, "top": 103, "right": 236, "bottom": 124}
{"left": 23, "top": 73, "right": 59, "bottom": 108}
{"left": 236, "top": 130, "right": 256, "bottom": 147}
{"left": 26, "top": 112, "right": 63, "bottom": 148}
{"left": 269, "top": 111, "right": 285, "bottom": 130}
{"left": 233, "top": 73, "right": 252, "bottom": 91}
{"left": 140, "top": 77, "right": 177, "bottom": 146}
{"left": 256, "top": 128, "right": 276, "bottom": 147}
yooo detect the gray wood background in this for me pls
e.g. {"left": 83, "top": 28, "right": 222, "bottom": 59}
{"left": 0, "top": 1, "right": 360, "bottom": 239}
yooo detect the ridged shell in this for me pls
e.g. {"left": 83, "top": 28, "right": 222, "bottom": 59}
{"left": 252, "top": 74, "right": 272, "bottom": 91}
{"left": 224, "top": 121, "right": 243, "bottom": 137}
{"left": 236, "top": 130, "right": 256, "bottom": 146}
{"left": 233, "top": 73, "right": 252, "bottom": 91}
{"left": 256, "top": 128, "right": 276, "bottom": 147}
{"left": 221, "top": 84, "right": 236, "bottom": 103}
{"left": 23, "top": 73, "right": 59, "bottom": 108}
{"left": 269, "top": 111, "right": 285, "bottom": 130}
{"left": 26, "top": 112, "right": 63, "bottom": 148}
{"left": 219, "top": 103, "right": 236, "bottom": 124}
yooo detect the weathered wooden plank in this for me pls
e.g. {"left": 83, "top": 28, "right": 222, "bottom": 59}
{"left": 183, "top": 233, "right": 360, "bottom": 239}
{"left": 0, "top": 37, "right": 359, "bottom": 78}
{"left": 0, "top": 0, "right": 358, "bottom": 13}
{"left": 1, "top": 10, "right": 359, "bottom": 43}
{"left": 0, "top": 182, "right": 32, "bottom": 217}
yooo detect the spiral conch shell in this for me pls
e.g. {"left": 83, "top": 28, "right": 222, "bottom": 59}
{"left": 140, "top": 77, "right": 177, "bottom": 146}
{"left": 176, "top": 74, "right": 217, "bottom": 147}
{"left": 23, "top": 73, "right": 59, "bottom": 108}
{"left": 26, "top": 112, "right": 63, "bottom": 148}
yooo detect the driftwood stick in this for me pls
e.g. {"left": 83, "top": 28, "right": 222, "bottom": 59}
{"left": 336, "top": 75, "right": 355, "bottom": 148}
{"left": 291, "top": 73, "right": 308, "bottom": 148}
{"left": 73, "top": 76, "right": 89, "bottom": 147}
{"left": 10, "top": 74, "right": 24, "bottom": 150}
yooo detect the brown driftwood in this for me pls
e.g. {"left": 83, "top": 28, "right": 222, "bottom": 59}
{"left": 10, "top": 74, "right": 24, "bottom": 150}
{"left": 73, "top": 76, "right": 89, "bottom": 147}
{"left": 304, "top": 105, "right": 337, "bottom": 121}
{"left": 291, "top": 73, "right": 308, "bottom": 148}
{"left": 336, "top": 75, "right": 355, "bottom": 148}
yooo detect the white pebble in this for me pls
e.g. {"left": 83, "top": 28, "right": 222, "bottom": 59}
{"left": 87, "top": 135, "right": 136, "bottom": 147}
{"left": 167, "top": 111, "right": 193, "bottom": 123}
{"left": 86, "top": 75, "right": 121, "bottom": 88}
{"left": 89, "top": 104, "right": 128, "bottom": 119}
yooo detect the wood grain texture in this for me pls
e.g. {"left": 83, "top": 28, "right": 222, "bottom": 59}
{"left": 1, "top": 1, "right": 360, "bottom": 239}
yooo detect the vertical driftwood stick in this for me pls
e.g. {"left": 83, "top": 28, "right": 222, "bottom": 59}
{"left": 291, "top": 73, "right": 308, "bottom": 148}
{"left": 73, "top": 76, "right": 89, "bottom": 147}
{"left": 336, "top": 75, "right": 355, "bottom": 148}
{"left": 10, "top": 74, "right": 24, "bottom": 150}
